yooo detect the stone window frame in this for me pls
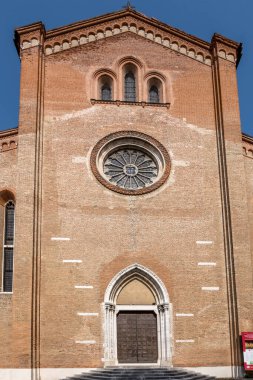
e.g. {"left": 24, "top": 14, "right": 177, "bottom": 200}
{"left": 93, "top": 69, "right": 117, "bottom": 101}
{"left": 144, "top": 72, "right": 167, "bottom": 104}
{"left": 0, "top": 189, "right": 15, "bottom": 294}
{"left": 118, "top": 56, "right": 143, "bottom": 102}
{"left": 90, "top": 130, "right": 171, "bottom": 196}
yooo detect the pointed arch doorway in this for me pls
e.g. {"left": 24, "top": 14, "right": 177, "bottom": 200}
{"left": 103, "top": 264, "right": 172, "bottom": 366}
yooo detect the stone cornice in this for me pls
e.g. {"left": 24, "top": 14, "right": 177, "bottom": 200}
{"left": 14, "top": 22, "right": 45, "bottom": 54}
{"left": 242, "top": 133, "right": 253, "bottom": 145}
{"left": 211, "top": 33, "right": 242, "bottom": 66}
{"left": 15, "top": 21, "right": 45, "bottom": 36}
{"left": 0, "top": 128, "right": 18, "bottom": 139}
{"left": 90, "top": 99, "right": 170, "bottom": 108}
{"left": 212, "top": 33, "right": 241, "bottom": 50}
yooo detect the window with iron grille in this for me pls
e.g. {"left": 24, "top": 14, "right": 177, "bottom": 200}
{"left": 124, "top": 72, "right": 136, "bottom": 101}
{"left": 149, "top": 85, "right": 159, "bottom": 103}
{"left": 3, "top": 201, "right": 15, "bottom": 292}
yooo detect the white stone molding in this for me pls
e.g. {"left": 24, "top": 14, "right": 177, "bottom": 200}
{"left": 201, "top": 286, "right": 219, "bottom": 291}
{"left": 103, "top": 263, "right": 172, "bottom": 367}
{"left": 196, "top": 240, "right": 213, "bottom": 245}
{"left": 198, "top": 262, "right": 216, "bottom": 266}
{"left": 75, "top": 285, "right": 93, "bottom": 289}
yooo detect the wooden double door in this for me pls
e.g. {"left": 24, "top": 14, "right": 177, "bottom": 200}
{"left": 117, "top": 311, "right": 158, "bottom": 363}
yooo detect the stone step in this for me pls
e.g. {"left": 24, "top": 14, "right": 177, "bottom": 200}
{"left": 77, "top": 373, "right": 212, "bottom": 379}
{"left": 60, "top": 368, "right": 216, "bottom": 380}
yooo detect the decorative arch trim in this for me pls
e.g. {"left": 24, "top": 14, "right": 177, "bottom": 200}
{"left": 144, "top": 71, "right": 166, "bottom": 82}
{"left": 93, "top": 68, "right": 117, "bottom": 80}
{"left": 104, "top": 263, "right": 169, "bottom": 304}
{"left": 118, "top": 55, "right": 144, "bottom": 69}
{"left": 103, "top": 264, "right": 172, "bottom": 367}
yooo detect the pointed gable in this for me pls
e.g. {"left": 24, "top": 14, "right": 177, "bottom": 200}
{"left": 15, "top": 8, "right": 241, "bottom": 67}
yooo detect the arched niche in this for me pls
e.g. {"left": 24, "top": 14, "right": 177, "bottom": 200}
{"left": 103, "top": 263, "right": 172, "bottom": 367}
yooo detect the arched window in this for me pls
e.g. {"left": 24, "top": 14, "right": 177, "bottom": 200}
{"left": 97, "top": 74, "right": 114, "bottom": 101}
{"left": 149, "top": 85, "right": 159, "bottom": 103}
{"left": 124, "top": 72, "right": 136, "bottom": 101}
{"left": 2, "top": 201, "right": 15, "bottom": 292}
{"left": 101, "top": 83, "right": 112, "bottom": 101}
{"left": 147, "top": 76, "right": 164, "bottom": 103}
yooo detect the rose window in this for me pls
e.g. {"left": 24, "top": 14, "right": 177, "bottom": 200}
{"left": 90, "top": 131, "right": 171, "bottom": 195}
{"left": 104, "top": 149, "right": 158, "bottom": 190}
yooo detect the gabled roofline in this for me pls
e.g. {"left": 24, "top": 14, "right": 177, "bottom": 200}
{"left": 0, "top": 127, "right": 18, "bottom": 139}
{"left": 242, "top": 133, "right": 253, "bottom": 145}
{"left": 14, "top": 7, "right": 242, "bottom": 66}
{"left": 45, "top": 8, "right": 211, "bottom": 50}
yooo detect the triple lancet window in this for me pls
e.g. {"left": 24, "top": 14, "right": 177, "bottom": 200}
{"left": 96, "top": 59, "right": 166, "bottom": 104}
{"left": 1, "top": 200, "right": 15, "bottom": 292}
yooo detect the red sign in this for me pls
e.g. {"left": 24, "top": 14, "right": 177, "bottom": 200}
{"left": 242, "top": 332, "right": 253, "bottom": 371}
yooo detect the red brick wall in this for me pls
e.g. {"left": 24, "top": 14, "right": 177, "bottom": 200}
{"left": 0, "top": 23, "right": 251, "bottom": 373}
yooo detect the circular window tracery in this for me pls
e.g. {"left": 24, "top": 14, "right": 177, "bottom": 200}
{"left": 90, "top": 131, "right": 171, "bottom": 195}
{"left": 104, "top": 148, "right": 158, "bottom": 190}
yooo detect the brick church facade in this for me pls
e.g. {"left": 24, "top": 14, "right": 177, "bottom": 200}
{"left": 0, "top": 6, "right": 253, "bottom": 380}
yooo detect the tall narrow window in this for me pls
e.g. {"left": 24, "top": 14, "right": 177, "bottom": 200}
{"left": 98, "top": 74, "right": 114, "bottom": 101}
{"left": 3, "top": 201, "right": 15, "bottom": 292}
{"left": 149, "top": 85, "right": 159, "bottom": 103}
{"left": 101, "top": 84, "right": 112, "bottom": 101}
{"left": 125, "top": 72, "right": 136, "bottom": 101}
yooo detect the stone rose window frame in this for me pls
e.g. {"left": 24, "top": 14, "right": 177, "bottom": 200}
{"left": 90, "top": 131, "right": 171, "bottom": 195}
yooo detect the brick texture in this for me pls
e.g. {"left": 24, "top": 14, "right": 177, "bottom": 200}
{"left": 0, "top": 9, "right": 252, "bottom": 375}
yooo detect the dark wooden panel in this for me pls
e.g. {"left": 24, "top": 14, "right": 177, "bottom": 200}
{"left": 117, "top": 311, "right": 158, "bottom": 363}
{"left": 117, "top": 312, "right": 138, "bottom": 363}
{"left": 137, "top": 312, "right": 158, "bottom": 363}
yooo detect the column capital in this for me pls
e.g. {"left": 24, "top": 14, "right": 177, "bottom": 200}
{"left": 105, "top": 302, "right": 115, "bottom": 311}
{"left": 158, "top": 303, "right": 170, "bottom": 312}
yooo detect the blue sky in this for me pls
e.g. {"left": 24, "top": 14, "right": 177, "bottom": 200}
{"left": 0, "top": 0, "right": 252, "bottom": 136}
